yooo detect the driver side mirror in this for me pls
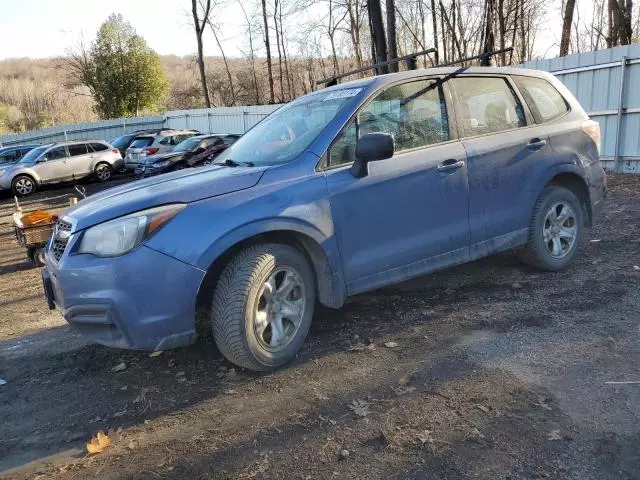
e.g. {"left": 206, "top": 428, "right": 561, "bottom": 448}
{"left": 37, "top": 156, "right": 47, "bottom": 163}
{"left": 350, "top": 133, "right": 394, "bottom": 178}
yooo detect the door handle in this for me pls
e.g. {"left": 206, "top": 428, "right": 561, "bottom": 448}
{"left": 437, "top": 159, "right": 465, "bottom": 173}
{"left": 527, "top": 138, "right": 548, "bottom": 150}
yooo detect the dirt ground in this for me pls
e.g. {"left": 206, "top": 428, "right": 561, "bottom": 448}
{"left": 0, "top": 174, "right": 639, "bottom": 480}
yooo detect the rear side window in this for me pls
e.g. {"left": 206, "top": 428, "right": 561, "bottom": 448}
{"left": 130, "top": 137, "right": 154, "bottom": 148}
{"left": 68, "top": 144, "right": 88, "bottom": 156}
{"left": 451, "top": 77, "right": 526, "bottom": 137}
{"left": 513, "top": 76, "right": 569, "bottom": 123}
{"left": 88, "top": 143, "right": 108, "bottom": 152}
{"left": 328, "top": 78, "right": 449, "bottom": 167}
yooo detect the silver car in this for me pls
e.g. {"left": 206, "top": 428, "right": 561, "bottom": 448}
{"left": 0, "top": 140, "right": 123, "bottom": 197}
{"left": 124, "top": 130, "right": 198, "bottom": 171}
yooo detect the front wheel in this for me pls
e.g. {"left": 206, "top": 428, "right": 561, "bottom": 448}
{"left": 520, "top": 186, "right": 584, "bottom": 271}
{"left": 94, "top": 162, "right": 112, "bottom": 182}
{"left": 211, "top": 244, "right": 316, "bottom": 371}
{"left": 12, "top": 175, "right": 36, "bottom": 197}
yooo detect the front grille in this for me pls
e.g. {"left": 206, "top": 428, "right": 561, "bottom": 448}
{"left": 51, "top": 219, "right": 72, "bottom": 261}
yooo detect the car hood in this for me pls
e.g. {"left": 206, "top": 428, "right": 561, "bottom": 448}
{"left": 64, "top": 165, "right": 269, "bottom": 231}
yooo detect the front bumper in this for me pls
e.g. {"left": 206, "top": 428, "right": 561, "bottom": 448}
{"left": 134, "top": 163, "right": 171, "bottom": 178}
{"left": 43, "top": 243, "right": 205, "bottom": 350}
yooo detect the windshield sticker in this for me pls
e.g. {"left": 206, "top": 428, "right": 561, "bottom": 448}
{"left": 323, "top": 88, "right": 362, "bottom": 101}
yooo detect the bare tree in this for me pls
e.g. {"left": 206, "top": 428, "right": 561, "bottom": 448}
{"left": 560, "top": 0, "right": 577, "bottom": 55}
{"left": 386, "top": 0, "right": 399, "bottom": 71}
{"left": 206, "top": 17, "right": 236, "bottom": 105}
{"left": 191, "top": 0, "right": 212, "bottom": 107}
{"left": 368, "top": 0, "right": 389, "bottom": 73}
{"left": 238, "top": 1, "right": 261, "bottom": 104}
{"left": 262, "top": 0, "right": 275, "bottom": 103}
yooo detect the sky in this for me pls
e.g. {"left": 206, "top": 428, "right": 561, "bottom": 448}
{"left": 0, "top": 0, "right": 245, "bottom": 59}
{"left": 0, "top": 0, "right": 568, "bottom": 61}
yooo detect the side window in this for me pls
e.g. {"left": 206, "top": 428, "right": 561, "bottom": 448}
{"left": 451, "top": 77, "right": 526, "bottom": 137}
{"left": 45, "top": 147, "right": 68, "bottom": 161}
{"left": 89, "top": 143, "right": 108, "bottom": 152}
{"left": 513, "top": 76, "right": 569, "bottom": 123}
{"left": 0, "top": 150, "right": 17, "bottom": 163}
{"left": 328, "top": 79, "right": 449, "bottom": 167}
{"left": 158, "top": 136, "right": 170, "bottom": 145}
{"left": 68, "top": 144, "right": 88, "bottom": 156}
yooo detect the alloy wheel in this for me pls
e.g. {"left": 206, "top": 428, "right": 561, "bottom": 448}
{"left": 542, "top": 202, "right": 578, "bottom": 258}
{"left": 14, "top": 178, "right": 34, "bottom": 195}
{"left": 96, "top": 164, "right": 111, "bottom": 181}
{"left": 253, "top": 267, "right": 306, "bottom": 352}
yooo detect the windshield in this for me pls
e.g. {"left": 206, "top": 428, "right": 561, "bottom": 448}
{"left": 171, "top": 137, "right": 202, "bottom": 153}
{"left": 219, "top": 88, "right": 363, "bottom": 166}
{"left": 18, "top": 145, "right": 48, "bottom": 163}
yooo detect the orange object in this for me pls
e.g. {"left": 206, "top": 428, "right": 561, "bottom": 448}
{"left": 20, "top": 210, "right": 54, "bottom": 226}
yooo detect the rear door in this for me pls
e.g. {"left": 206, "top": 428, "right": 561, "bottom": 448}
{"left": 449, "top": 75, "right": 555, "bottom": 254}
{"left": 34, "top": 146, "right": 69, "bottom": 182}
{"left": 66, "top": 143, "right": 93, "bottom": 177}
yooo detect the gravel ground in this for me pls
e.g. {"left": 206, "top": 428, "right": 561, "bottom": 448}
{"left": 0, "top": 174, "right": 639, "bottom": 480}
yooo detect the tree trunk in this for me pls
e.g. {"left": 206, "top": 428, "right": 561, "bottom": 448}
{"left": 430, "top": 0, "right": 439, "bottom": 64}
{"left": 345, "top": 0, "right": 364, "bottom": 69}
{"left": 386, "top": 0, "right": 399, "bottom": 72}
{"left": 560, "top": 0, "right": 576, "bottom": 56}
{"left": 497, "top": 0, "right": 506, "bottom": 64}
{"left": 368, "top": 0, "right": 389, "bottom": 74}
{"left": 207, "top": 20, "right": 236, "bottom": 106}
{"left": 191, "top": 0, "right": 211, "bottom": 108}
{"left": 519, "top": 0, "right": 526, "bottom": 61}
{"left": 278, "top": 0, "right": 292, "bottom": 100}
{"left": 262, "top": 0, "right": 275, "bottom": 103}
{"left": 238, "top": 1, "right": 260, "bottom": 104}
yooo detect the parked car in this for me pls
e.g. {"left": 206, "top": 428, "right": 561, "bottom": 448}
{"left": 0, "top": 145, "right": 38, "bottom": 165}
{"left": 135, "top": 134, "right": 237, "bottom": 178}
{"left": 123, "top": 130, "right": 199, "bottom": 171}
{"left": 109, "top": 130, "right": 164, "bottom": 158}
{"left": 185, "top": 134, "right": 242, "bottom": 168}
{"left": 0, "top": 140, "right": 122, "bottom": 196}
{"left": 42, "top": 67, "right": 606, "bottom": 372}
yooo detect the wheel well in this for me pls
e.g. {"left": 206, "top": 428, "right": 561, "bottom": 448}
{"left": 549, "top": 173, "right": 592, "bottom": 227}
{"left": 12, "top": 173, "right": 37, "bottom": 186}
{"left": 194, "top": 230, "right": 342, "bottom": 336}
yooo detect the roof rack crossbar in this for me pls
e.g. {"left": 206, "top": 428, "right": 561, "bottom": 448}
{"left": 437, "top": 47, "right": 514, "bottom": 67}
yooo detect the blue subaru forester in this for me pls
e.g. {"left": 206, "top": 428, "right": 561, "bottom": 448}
{"left": 42, "top": 67, "right": 607, "bottom": 371}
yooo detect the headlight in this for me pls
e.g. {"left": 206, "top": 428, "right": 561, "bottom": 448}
{"left": 78, "top": 204, "right": 185, "bottom": 257}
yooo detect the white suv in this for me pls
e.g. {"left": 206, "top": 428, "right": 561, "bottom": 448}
{"left": 0, "top": 140, "right": 123, "bottom": 196}
{"left": 124, "top": 130, "right": 198, "bottom": 171}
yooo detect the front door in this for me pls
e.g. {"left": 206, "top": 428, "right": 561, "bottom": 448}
{"left": 449, "top": 76, "right": 556, "bottom": 253}
{"left": 34, "top": 146, "right": 69, "bottom": 183}
{"left": 324, "top": 78, "right": 470, "bottom": 295}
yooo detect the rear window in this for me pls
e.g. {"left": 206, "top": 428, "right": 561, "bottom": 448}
{"left": 130, "top": 137, "right": 154, "bottom": 148}
{"left": 89, "top": 143, "right": 109, "bottom": 152}
{"left": 513, "top": 76, "right": 569, "bottom": 123}
{"left": 68, "top": 144, "right": 88, "bottom": 156}
{"left": 110, "top": 134, "right": 135, "bottom": 148}
{"left": 451, "top": 77, "right": 526, "bottom": 137}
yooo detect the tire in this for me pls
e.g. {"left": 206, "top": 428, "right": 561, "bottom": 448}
{"left": 520, "top": 186, "right": 584, "bottom": 271}
{"left": 12, "top": 175, "right": 36, "bottom": 197}
{"left": 211, "top": 243, "right": 316, "bottom": 371}
{"left": 94, "top": 162, "right": 112, "bottom": 182}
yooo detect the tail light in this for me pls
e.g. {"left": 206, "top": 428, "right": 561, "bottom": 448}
{"left": 111, "top": 148, "right": 122, "bottom": 157}
{"left": 143, "top": 147, "right": 159, "bottom": 155}
{"left": 581, "top": 120, "right": 601, "bottom": 154}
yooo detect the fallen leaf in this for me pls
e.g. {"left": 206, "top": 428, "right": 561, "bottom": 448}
{"left": 476, "top": 404, "right": 490, "bottom": 414}
{"left": 349, "top": 399, "right": 371, "bottom": 417}
{"left": 111, "top": 362, "right": 127, "bottom": 372}
{"left": 149, "top": 351, "right": 163, "bottom": 357}
{"left": 398, "top": 375, "right": 412, "bottom": 386}
{"left": 384, "top": 341, "right": 398, "bottom": 348}
{"left": 86, "top": 431, "right": 111, "bottom": 455}
{"left": 590, "top": 239, "right": 602, "bottom": 243}
{"left": 417, "top": 430, "right": 434, "bottom": 444}
{"left": 548, "top": 429, "right": 562, "bottom": 441}
{"left": 339, "top": 449, "right": 350, "bottom": 460}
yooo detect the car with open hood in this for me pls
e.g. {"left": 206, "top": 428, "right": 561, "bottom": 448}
{"left": 42, "top": 66, "right": 606, "bottom": 371}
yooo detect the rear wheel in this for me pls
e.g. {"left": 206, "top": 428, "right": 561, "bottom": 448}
{"left": 520, "top": 186, "right": 583, "bottom": 271}
{"left": 94, "top": 162, "right": 112, "bottom": 182}
{"left": 211, "top": 244, "right": 316, "bottom": 371}
{"left": 12, "top": 175, "right": 36, "bottom": 197}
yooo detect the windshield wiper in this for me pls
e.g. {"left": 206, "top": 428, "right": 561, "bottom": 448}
{"left": 213, "top": 159, "right": 254, "bottom": 167}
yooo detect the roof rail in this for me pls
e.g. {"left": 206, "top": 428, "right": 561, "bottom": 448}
{"left": 316, "top": 47, "right": 514, "bottom": 87}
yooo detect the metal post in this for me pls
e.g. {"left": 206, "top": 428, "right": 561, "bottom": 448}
{"left": 243, "top": 111, "right": 248, "bottom": 132}
{"left": 185, "top": 114, "right": 189, "bottom": 129}
{"left": 122, "top": 119, "right": 126, "bottom": 134}
{"left": 614, "top": 56, "right": 628, "bottom": 173}
{"left": 207, "top": 112, "right": 212, "bottom": 133}
{"left": 64, "top": 130, "right": 68, "bottom": 141}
